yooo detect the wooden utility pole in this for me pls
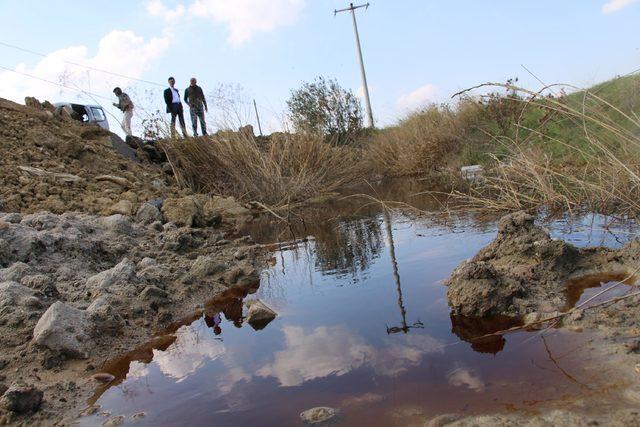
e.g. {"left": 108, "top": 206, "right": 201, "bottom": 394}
{"left": 335, "top": 2, "right": 374, "bottom": 128}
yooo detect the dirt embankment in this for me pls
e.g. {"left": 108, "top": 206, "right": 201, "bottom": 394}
{"left": 446, "top": 212, "right": 637, "bottom": 318}
{"left": 0, "top": 98, "right": 269, "bottom": 425}
{"left": 440, "top": 211, "right": 640, "bottom": 426}
{"left": 0, "top": 97, "right": 181, "bottom": 215}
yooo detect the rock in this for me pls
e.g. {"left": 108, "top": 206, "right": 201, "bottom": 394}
{"left": 139, "top": 285, "right": 168, "bottom": 302}
{"left": 0, "top": 383, "right": 43, "bottom": 413}
{"left": 1, "top": 213, "right": 21, "bottom": 224}
{"left": 246, "top": 300, "right": 277, "bottom": 330}
{"left": 136, "top": 203, "right": 163, "bottom": 225}
{"left": 151, "top": 178, "right": 166, "bottom": 190}
{"left": 137, "top": 257, "right": 157, "bottom": 269}
{"left": 162, "top": 196, "right": 203, "bottom": 228}
{"left": 0, "top": 281, "right": 39, "bottom": 308}
{"left": 17, "top": 166, "right": 82, "bottom": 183}
{"left": 33, "top": 301, "right": 92, "bottom": 358}
{"left": 300, "top": 407, "right": 338, "bottom": 425}
{"left": 102, "top": 415, "right": 125, "bottom": 427}
{"left": 86, "top": 259, "right": 136, "bottom": 294}
{"left": 425, "top": 413, "right": 462, "bottom": 427}
{"left": 91, "top": 373, "right": 115, "bottom": 383}
{"left": 0, "top": 262, "right": 31, "bottom": 282}
{"left": 87, "top": 297, "right": 125, "bottom": 335}
{"left": 204, "top": 196, "right": 250, "bottom": 218}
{"left": 161, "top": 162, "right": 174, "bottom": 175}
{"left": 189, "top": 256, "right": 225, "bottom": 279}
{"left": 98, "top": 215, "right": 133, "bottom": 235}
{"left": 109, "top": 200, "right": 133, "bottom": 216}
{"left": 96, "top": 175, "right": 131, "bottom": 188}
{"left": 21, "top": 274, "right": 59, "bottom": 298}
{"left": 0, "top": 383, "right": 7, "bottom": 396}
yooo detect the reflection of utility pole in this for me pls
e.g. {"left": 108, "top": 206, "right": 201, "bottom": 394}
{"left": 334, "top": 2, "right": 374, "bottom": 128}
{"left": 383, "top": 209, "right": 424, "bottom": 334}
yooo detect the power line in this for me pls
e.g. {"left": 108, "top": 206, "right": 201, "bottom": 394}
{"left": 0, "top": 64, "right": 112, "bottom": 101}
{"left": 0, "top": 40, "right": 165, "bottom": 87}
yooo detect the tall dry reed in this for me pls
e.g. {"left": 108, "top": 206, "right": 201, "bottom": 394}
{"left": 161, "top": 131, "right": 364, "bottom": 207}
{"left": 448, "top": 81, "right": 640, "bottom": 216}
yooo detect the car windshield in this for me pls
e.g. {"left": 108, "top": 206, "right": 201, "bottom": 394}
{"left": 90, "top": 107, "right": 106, "bottom": 121}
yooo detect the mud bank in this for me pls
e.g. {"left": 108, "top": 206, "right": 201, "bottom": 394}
{"left": 447, "top": 212, "right": 639, "bottom": 317}
{"left": 0, "top": 209, "right": 265, "bottom": 425}
{"left": 440, "top": 212, "right": 640, "bottom": 426}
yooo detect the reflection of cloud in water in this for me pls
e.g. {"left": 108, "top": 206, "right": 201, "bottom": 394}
{"left": 154, "top": 326, "right": 225, "bottom": 382}
{"left": 257, "top": 325, "right": 444, "bottom": 387}
{"left": 447, "top": 367, "right": 485, "bottom": 392}
{"left": 127, "top": 361, "right": 149, "bottom": 379}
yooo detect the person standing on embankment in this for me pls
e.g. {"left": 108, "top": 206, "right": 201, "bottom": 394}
{"left": 184, "top": 77, "right": 208, "bottom": 136}
{"left": 164, "top": 76, "right": 188, "bottom": 138}
{"left": 112, "top": 87, "right": 134, "bottom": 136}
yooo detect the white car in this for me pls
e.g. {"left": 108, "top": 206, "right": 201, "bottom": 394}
{"left": 54, "top": 102, "right": 109, "bottom": 131}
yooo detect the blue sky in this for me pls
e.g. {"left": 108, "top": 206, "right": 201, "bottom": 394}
{"left": 1, "top": 0, "right": 639, "bottom": 134}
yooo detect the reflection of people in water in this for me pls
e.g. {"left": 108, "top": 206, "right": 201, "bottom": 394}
{"left": 222, "top": 298, "right": 243, "bottom": 328}
{"left": 204, "top": 297, "right": 244, "bottom": 335}
{"left": 204, "top": 313, "right": 223, "bottom": 335}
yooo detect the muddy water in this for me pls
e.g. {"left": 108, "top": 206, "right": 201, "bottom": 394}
{"left": 79, "top": 208, "right": 637, "bottom": 427}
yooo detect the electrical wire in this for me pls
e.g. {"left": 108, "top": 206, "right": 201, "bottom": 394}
{"left": 0, "top": 40, "right": 165, "bottom": 87}
{"left": 0, "top": 64, "right": 113, "bottom": 101}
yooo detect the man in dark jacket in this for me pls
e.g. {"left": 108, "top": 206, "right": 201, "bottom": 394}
{"left": 184, "top": 77, "right": 208, "bottom": 136}
{"left": 163, "top": 76, "right": 188, "bottom": 138}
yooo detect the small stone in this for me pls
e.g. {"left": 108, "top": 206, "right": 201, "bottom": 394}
{"left": 102, "top": 415, "right": 125, "bottom": 427}
{"left": 109, "top": 200, "right": 133, "bottom": 216}
{"left": 91, "top": 373, "right": 115, "bottom": 383}
{"left": 300, "top": 407, "right": 338, "bottom": 425}
{"left": 0, "top": 383, "right": 43, "bottom": 413}
{"left": 136, "top": 203, "right": 163, "bottom": 225}
{"left": 426, "top": 413, "right": 462, "bottom": 427}
{"left": 246, "top": 300, "right": 277, "bottom": 331}
{"left": 132, "top": 412, "right": 146, "bottom": 420}
{"left": 96, "top": 175, "right": 131, "bottom": 188}
{"left": 32, "top": 301, "right": 92, "bottom": 358}
{"left": 140, "top": 285, "right": 168, "bottom": 301}
{"left": 161, "top": 196, "right": 203, "bottom": 228}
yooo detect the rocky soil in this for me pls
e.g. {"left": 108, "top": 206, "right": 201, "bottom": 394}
{"left": 441, "top": 211, "right": 640, "bottom": 426}
{"left": 0, "top": 98, "right": 268, "bottom": 425}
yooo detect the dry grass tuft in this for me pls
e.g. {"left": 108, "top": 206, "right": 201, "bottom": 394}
{"left": 448, "top": 81, "right": 640, "bottom": 216}
{"left": 161, "top": 131, "right": 364, "bottom": 207}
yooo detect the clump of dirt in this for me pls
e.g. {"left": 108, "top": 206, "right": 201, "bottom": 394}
{"left": 0, "top": 98, "right": 183, "bottom": 215}
{"left": 446, "top": 211, "right": 631, "bottom": 317}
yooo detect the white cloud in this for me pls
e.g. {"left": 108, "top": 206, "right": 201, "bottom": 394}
{"left": 397, "top": 84, "right": 439, "bottom": 111}
{"left": 154, "top": 325, "right": 225, "bottom": 381}
{"left": 257, "top": 325, "right": 444, "bottom": 387}
{"left": 147, "top": 0, "right": 186, "bottom": 22}
{"left": 0, "top": 30, "right": 170, "bottom": 105}
{"left": 602, "top": 0, "right": 639, "bottom": 13}
{"left": 189, "top": 0, "right": 306, "bottom": 46}
{"left": 447, "top": 367, "right": 485, "bottom": 392}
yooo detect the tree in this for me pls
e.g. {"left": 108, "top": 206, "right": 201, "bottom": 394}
{"left": 287, "top": 77, "right": 363, "bottom": 141}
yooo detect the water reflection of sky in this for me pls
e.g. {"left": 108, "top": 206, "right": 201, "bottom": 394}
{"left": 82, "top": 212, "right": 635, "bottom": 426}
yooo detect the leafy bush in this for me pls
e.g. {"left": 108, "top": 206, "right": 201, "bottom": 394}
{"left": 287, "top": 77, "right": 363, "bottom": 143}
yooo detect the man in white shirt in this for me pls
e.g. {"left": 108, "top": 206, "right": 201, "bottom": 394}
{"left": 163, "top": 76, "right": 188, "bottom": 138}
